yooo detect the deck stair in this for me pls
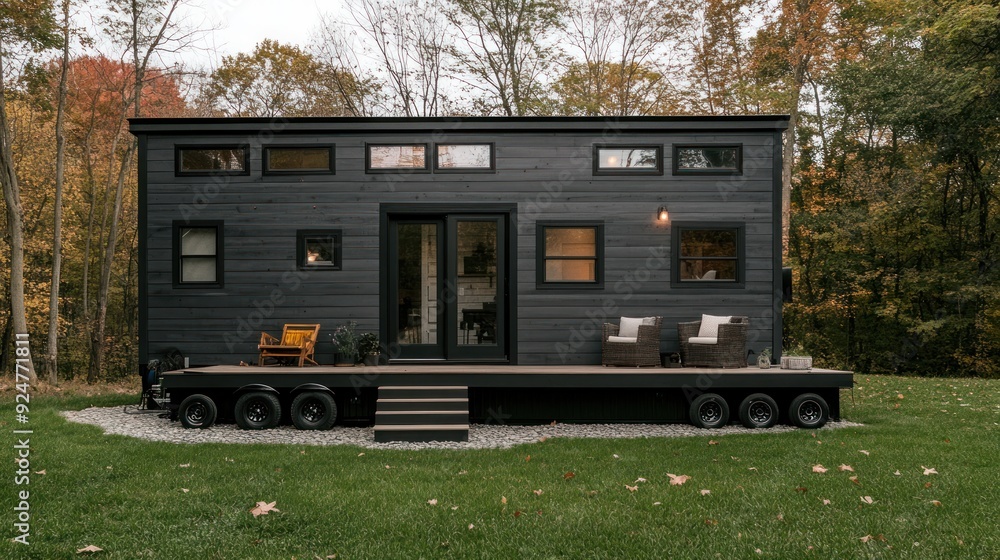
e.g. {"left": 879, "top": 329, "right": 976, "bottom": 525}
{"left": 374, "top": 386, "right": 469, "bottom": 442}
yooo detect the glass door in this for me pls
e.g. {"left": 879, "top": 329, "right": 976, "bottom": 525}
{"left": 389, "top": 220, "right": 445, "bottom": 360}
{"left": 387, "top": 213, "right": 507, "bottom": 362}
{"left": 448, "top": 216, "right": 506, "bottom": 361}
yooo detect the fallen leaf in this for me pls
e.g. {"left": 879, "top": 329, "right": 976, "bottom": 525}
{"left": 563, "top": 471, "right": 576, "bottom": 480}
{"left": 898, "top": 393, "right": 905, "bottom": 399}
{"left": 704, "top": 518, "right": 718, "bottom": 526}
{"left": 625, "top": 484, "right": 638, "bottom": 492}
{"left": 514, "top": 510, "right": 522, "bottom": 518}
{"left": 385, "top": 465, "right": 391, "bottom": 469}
{"left": 894, "top": 470, "right": 901, "bottom": 476}
{"left": 839, "top": 464, "right": 855, "bottom": 472}
{"left": 667, "top": 473, "right": 690, "bottom": 486}
{"left": 613, "top": 454, "right": 620, "bottom": 459}
{"left": 860, "top": 496, "right": 874, "bottom": 504}
{"left": 755, "top": 548, "right": 762, "bottom": 554}
{"left": 922, "top": 466, "right": 938, "bottom": 475}
{"left": 457, "top": 470, "right": 467, "bottom": 475}
{"left": 179, "top": 463, "right": 190, "bottom": 468}
{"left": 181, "top": 488, "right": 189, "bottom": 493}
{"left": 34, "top": 470, "right": 45, "bottom": 475}
{"left": 812, "top": 464, "right": 828, "bottom": 474}
{"left": 76, "top": 545, "right": 103, "bottom": 553}
{"left": 635, "top": 477, "right": 647, "bottom": 483}
{"left": 468, "top": 524, "right": 475, "bottom": 530}
{"left": 428, "top": 499, "right": 438, "bottom": 506}
{"left": 924, "top": 482, "right": 932, "bottom": 489}
{"left": 525, "top": 455, "right": 531, "bottom": 462}
{"left": 358, "top": 452, "right": 365, "bottom": 457}
{"left": 748, "top": 467, "right": 758, "bottom": 472}
{"left": 249, "top": 501, "right": 279, "bottom": 517}
{"left": 795, "top": 487, "right": 808, "bottom": 494}
{"left": 700, "top": 489, "right": 711, "bottom": 496}
{"left": 708, "top": 440, "right": 719, "bottom": 445}
{"left": 533, "top": 489, "right": 543, "bottom": 496}
{"left": 930, "top": 500, "right": 942, "bottom": 507}
{"left": 849, "top": 476, "right": 860, "bottom": 485}
{"left": 451, "top": 506, "right": 459, "bottom": 510}
{"left": 653, "top": 501, "right": 662, "bottom": 506}
{"left": 860, "top": 450, "right": 870, "bottom": 456}
{"left": 538, "top": 436, "right": 548, "bottom": 443}
{"left": 822, "top": 499, "right": 831, "bottom": 505}
{"left": 501, "top": 496, "right": 507, "bottom": 505}
{"left": 860, "top": 535, "right": 873, "bottom": 543}
{"left": 776, "top": 514, "right": 784, "bottom": 521}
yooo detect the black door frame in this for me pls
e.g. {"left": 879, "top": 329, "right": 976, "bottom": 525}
{"left": 380, "top": 203, "right": 518, "bottom": 364}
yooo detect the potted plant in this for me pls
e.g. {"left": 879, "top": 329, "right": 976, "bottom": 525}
{"left": 331, "top": 321, "right": 358, "bottom": 366}
{"left": 757, "top": 347, "right": 773, "bottom": 369}
{"left": 358, "top": 332, "right": 381, "bottom": 366}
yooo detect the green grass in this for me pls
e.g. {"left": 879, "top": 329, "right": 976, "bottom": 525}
{"left": 3, "top": 376, "right": 999, "bottom": 559}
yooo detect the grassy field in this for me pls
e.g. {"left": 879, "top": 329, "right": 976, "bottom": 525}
{"left": 2, "top": 375, "right": 998, "bottom": 559}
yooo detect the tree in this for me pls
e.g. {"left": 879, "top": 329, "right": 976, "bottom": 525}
{"left": 44, "top": 0, "right": 71, "bottom": 383}
{"left": 445, "top": 0, "right": 567, "bottom": 116}
{"left": 558, "top": 0, "right": 687, "bottom": 116}
{"left": 205, "top": 39, "right": 353, "bottom": 117}
{"left": 1, "top": 0, "right": 58, "bottom": 384}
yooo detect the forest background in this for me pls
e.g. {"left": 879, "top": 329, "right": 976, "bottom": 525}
{"left": 1, "top": 0, "right": 997, "bottom": 384}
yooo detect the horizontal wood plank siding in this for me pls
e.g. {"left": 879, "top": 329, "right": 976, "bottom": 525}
{"left": 136, "top": 118, "right": 784, "bottom": 366}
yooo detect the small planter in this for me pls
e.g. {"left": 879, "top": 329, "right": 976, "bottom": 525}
{"left": 757, "top": 354, "right": 772, "bottom": 369}
{"left": 781, "top": 356, "right": 813, "bottom": 370}
{"left": 362, "top": 354, "right": 380, "bottom": 367}
{"left": 334, "top": 353, "right": 356, "bottom": 367}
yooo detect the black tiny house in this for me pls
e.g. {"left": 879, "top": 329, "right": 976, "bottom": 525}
{"left": 130, "top": 116, "right": 790, "bottom": 369}
{"left": 131, "top": 116, "right": 852, "bottom": 437}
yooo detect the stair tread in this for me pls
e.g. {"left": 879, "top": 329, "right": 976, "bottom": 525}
{"left": 379, "top": 386, "right": 468, "bottom": 390}
{"left": 374, "top": 424, "right": 470, "bottom": 431}
{"left": 377, "top": 398, "right": 468, "bottom": 403}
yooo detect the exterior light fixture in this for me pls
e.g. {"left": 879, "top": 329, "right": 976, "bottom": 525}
{"left": 657, "top": 206, "right": 669, "bottom": 222}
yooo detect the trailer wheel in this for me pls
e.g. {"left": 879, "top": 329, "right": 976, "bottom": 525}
{"left": 234, "top": 391, "right": 281, "bottom": 430}
{"left": 738, "top": 393, "right": 779, "bottom": 429}
{"left": 689, "top": 393, "right": 730, "bottom": 429}
{"left": 291, "top": 391, "right": 337, "bottom": 430}
{"left": 788, "top": 393, "right": 830, "bottom": 429}
{"left": 179, "top": 394, "right": 217, "bottom": 429}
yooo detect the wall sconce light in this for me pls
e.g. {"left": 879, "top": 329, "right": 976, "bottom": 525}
{"left": 657, "top": 206, "right": 669, "bottom": 222}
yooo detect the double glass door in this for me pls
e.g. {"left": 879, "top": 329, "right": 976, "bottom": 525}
{"left": 388, "top": 214, "right": 507, "bottom": 361}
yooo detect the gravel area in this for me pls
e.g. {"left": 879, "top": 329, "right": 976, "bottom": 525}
{"left": 62, "top": 406, "right": 863, "bottom": 451}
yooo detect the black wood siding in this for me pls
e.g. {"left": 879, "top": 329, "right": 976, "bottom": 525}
{"left": 134, "top": 118, "right": 786, "bottom": 367}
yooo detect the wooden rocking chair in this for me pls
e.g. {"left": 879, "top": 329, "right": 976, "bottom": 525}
{"left": 258, "top": 324, "right": 321, "bottom": 367}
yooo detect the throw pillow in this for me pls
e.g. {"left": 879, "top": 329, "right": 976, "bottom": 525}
{"left": 618, "top": 317, "right": 644, "bottom": 338}
{"left": 697, "top": 314, "right": 732, "bottom": 338}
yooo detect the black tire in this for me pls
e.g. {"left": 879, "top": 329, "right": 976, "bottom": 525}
{"left": 234, "top": 391, "right": 281, "bottom": 430}
{"left": 290, "top": 391, "right": 337, "bottom": 430}
{"left": 788, "top": 393, "right": 830, "bottom": 429}
{"left": 178, "top": 394, "right": 217, "bottom": 429}
{"left": 738, "top": 393, "right": 779, "bottom": 429}
{"left": 689, "top": 393, "right": 730, "bottom": 429}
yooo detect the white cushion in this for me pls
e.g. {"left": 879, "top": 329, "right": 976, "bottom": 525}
{"left": 701, "top": 270, "right": 717, "bottom": 280}
{"left": 618, "top": 316, "right": 657, "bottom": 338}
{"left": 698, "top": 314, "right": 732, "bottom": 338}
{"left": 608, "top": 335, "right": 638, "bottom": 343}
{"left": 688, "top": 336, "right": 718, "bottom": 345}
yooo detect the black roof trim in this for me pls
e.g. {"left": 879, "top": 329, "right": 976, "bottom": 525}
{"left": 129, "top": 115, "right": 790, "bottom": 135}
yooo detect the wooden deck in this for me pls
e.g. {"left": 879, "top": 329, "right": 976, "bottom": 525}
{"left": 161, "top": 364, "right": 853, "bottom": 391}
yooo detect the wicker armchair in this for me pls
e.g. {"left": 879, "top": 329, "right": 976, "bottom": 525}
{"left": 602, "top": 317, "right": 663, "bottom": 367}
{"left": 678, "top": 316, "right": 748, "bottom": 368}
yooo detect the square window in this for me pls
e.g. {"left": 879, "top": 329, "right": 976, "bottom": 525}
{"left": 435, "top": 144, "right": 494, "bottom": 171}
{"left": 673, "top": 145, "right": 742, "bottom": 174}
{"left": 174, "top": 221, "right": 223, "bottom": 287}
{"left": 537, "top": 223, "right": 604, "bottom": 288}
{"left": 176, "top": 146, "right": 248, "bottom": 175}
{"left": 264, "top": 146, "right": 334, "bottom": 174}
{"left": 672, "top": 223, "right": 744, "bottom": 288}
{"left": 366, "top": 144, "right": 429, "bottom": 172}
{"left": 297, "top": 230, "right": 342, "bottom": 270}
{"left": 594, "top": 145, "right": 662, "bottom": 175}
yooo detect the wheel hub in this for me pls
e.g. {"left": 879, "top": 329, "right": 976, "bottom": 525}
{"left": 187, "top": 403, "right": 205, "bottom": 422}
{"left": 748, "top": 401, "right": 772, "bottom": 423}
{"left": 798, "top": 400, "right": 821, "bottom": 422}
{"left": 247, "top": 400, "right": 269, "bottom": 423}
{"left": 302, "top": 401, "right": 325, "bottom": 422}
{"left": 700, "top": 402, "right": 722, "bottom": 423}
